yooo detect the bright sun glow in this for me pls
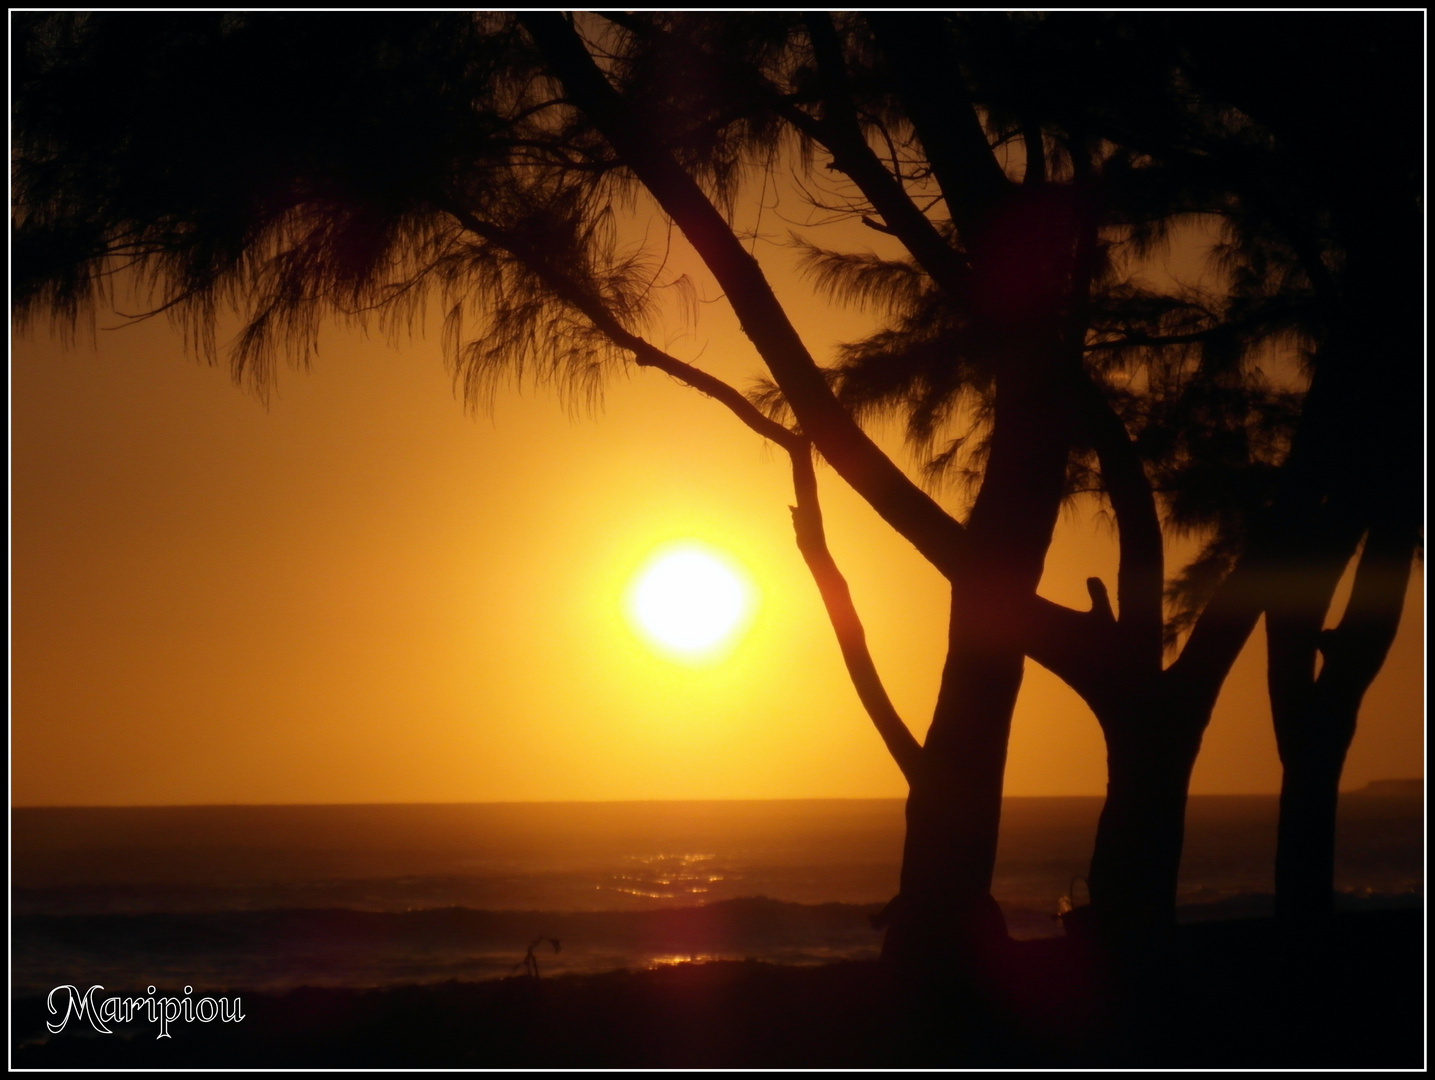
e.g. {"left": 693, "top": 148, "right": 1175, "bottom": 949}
{"left": 627, "top": 542, "right": 755, "bottom": 660}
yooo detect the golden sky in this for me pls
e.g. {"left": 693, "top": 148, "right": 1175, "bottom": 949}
{"left": 10, "top": 210, "right": 1424, "bottom": 806}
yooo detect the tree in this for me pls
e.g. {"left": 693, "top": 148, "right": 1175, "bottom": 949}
{"left": 1171, "top": 14, "right": 1423, "bottom": 926}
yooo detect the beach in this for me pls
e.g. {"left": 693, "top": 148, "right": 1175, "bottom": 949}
{"left": 13, "top": 910, "right": 1423, "bottom": 1068}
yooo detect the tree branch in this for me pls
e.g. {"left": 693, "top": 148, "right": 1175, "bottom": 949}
{"left": 1264, "top": 494, "right": 1367, "bottom": 724}
{"left": 799, "top": 13, "right": 973, "bottom": 302}
{"left": 443, "top": 204, "right": 801, "bottom": 453}
{"left": 864, "top": 14, "right": 1011, "bottom": 238}
{"left": 788, "top": 448, "right": 925, "bottom": 782}
{"left": 1316, "top": 517, "right": 1416, "bottom": 708}
{"left": 1079, "top": 375, "right": 1165, "bottom": 664}
{"left": 519, "top": 13, "right": 969, "bottom": 579}
{"left": 1020, "top": 585, "right": 1125, "bottom": 713}
{"left": 1164, "top": 545, "right": 1265, "bottom": 713}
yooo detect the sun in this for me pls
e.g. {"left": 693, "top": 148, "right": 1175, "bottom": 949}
{"left": 626, "top": 542, "right": 756, "bottom": 661}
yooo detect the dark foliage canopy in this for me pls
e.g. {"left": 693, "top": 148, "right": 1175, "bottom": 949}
{"left": 12, "top": 11, "right": 1422, "bottom": 644}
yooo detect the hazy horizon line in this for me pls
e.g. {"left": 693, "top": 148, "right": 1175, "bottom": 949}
{"left": 10, "top": 779, "right": 1422, "bottom": 812}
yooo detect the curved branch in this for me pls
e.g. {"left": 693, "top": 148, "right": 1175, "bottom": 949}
{"left": 1163, "top": 549, "right": 1265, "bottom": 713}
{"left": 788, "top": 449, "right": 924, "bottom": 782}
{"left": 1079, "top": 375, "right": 1164, "bottom": 663}
{"left": 443, "top": 204, "right": 800, "bottom": 452}
{"left": 1317, "top": 516, "right": 1416, "bottom": 708}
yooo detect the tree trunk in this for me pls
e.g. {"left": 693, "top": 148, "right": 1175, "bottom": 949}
{"left": 1265, "top": 543, "right": 1354, "bottom": 929}
{"left": 882, "top": 601, "right": 1024, "bottom": 973}
{"left": 1274, "top": 735, "right": 1348, "bottom": 925}
{"left": 1087, "top": 698, "right": 1204, "bottom": 949}
{"left": 881, "top": 364, "right": 1073, "bottom": 974}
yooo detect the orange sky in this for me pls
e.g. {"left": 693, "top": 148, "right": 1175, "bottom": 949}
{"left": 10, "top": 203, "right": 1425, "bottom": 806}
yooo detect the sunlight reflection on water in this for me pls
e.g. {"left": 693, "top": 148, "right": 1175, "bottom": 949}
{"left": 600, "top": 853, "right": 732, "bottom": 901}
{"left": 647, "top": 953, "right": 720, "bottom": 968}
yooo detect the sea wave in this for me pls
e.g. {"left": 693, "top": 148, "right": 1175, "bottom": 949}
{"left": 12, "top": 897, "right": 889, "bottom": 995}
{"left": 15, "top": 890, "right": 1421, "bottom": 997}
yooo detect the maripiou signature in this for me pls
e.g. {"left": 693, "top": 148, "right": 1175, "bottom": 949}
{"left": 47, "top": 984, "right": 246, "bottom": 1040}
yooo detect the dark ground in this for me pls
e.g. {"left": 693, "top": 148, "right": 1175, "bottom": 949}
{"left": 11, "top": 910, "right": 1424, "bottom": 1069}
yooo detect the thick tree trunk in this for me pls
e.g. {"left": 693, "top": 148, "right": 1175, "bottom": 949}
{"left": 882, "top": 606, "right": 1024, "bottom": 972}
{"left": 881, "top": 362, "right": 1074, "bottom": 973}
{"left": 1274, "top": 736, "right": 1348, "bottom": 924}
{"left": 1087, "top": 701, "right": 1204, "bottom": 948}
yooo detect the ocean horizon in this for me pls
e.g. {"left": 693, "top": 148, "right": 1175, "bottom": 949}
{"left": 15, "top": 779, "right": 1423, "bottom": 808}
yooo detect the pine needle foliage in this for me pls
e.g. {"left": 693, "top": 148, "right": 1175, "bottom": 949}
{"left": 12, "top": 13, "right": 680, "bottom": 410}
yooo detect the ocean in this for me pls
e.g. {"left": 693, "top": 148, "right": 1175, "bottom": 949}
{"left": 11, "top": 792, "right": 1422, "bottom": 995}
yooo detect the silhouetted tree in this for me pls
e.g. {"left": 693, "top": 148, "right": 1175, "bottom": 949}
{"left": 1173, "top": 15, "right": 1423, "bottom": 926}
{"left": 996, "top": 16, "right": 1428, "bottom": 947}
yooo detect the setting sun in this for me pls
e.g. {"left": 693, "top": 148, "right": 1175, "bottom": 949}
{"left": 627, "top": 542, "right": 756, "bottom": 661}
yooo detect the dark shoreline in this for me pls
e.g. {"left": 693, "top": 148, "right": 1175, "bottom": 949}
{"left": 13, "top": 909, "right": 1423, "bottom": 1069}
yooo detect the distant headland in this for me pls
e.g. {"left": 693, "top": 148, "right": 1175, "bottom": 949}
{"left": 1348, "top": 779, "right": 1423, "bottom": 798}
